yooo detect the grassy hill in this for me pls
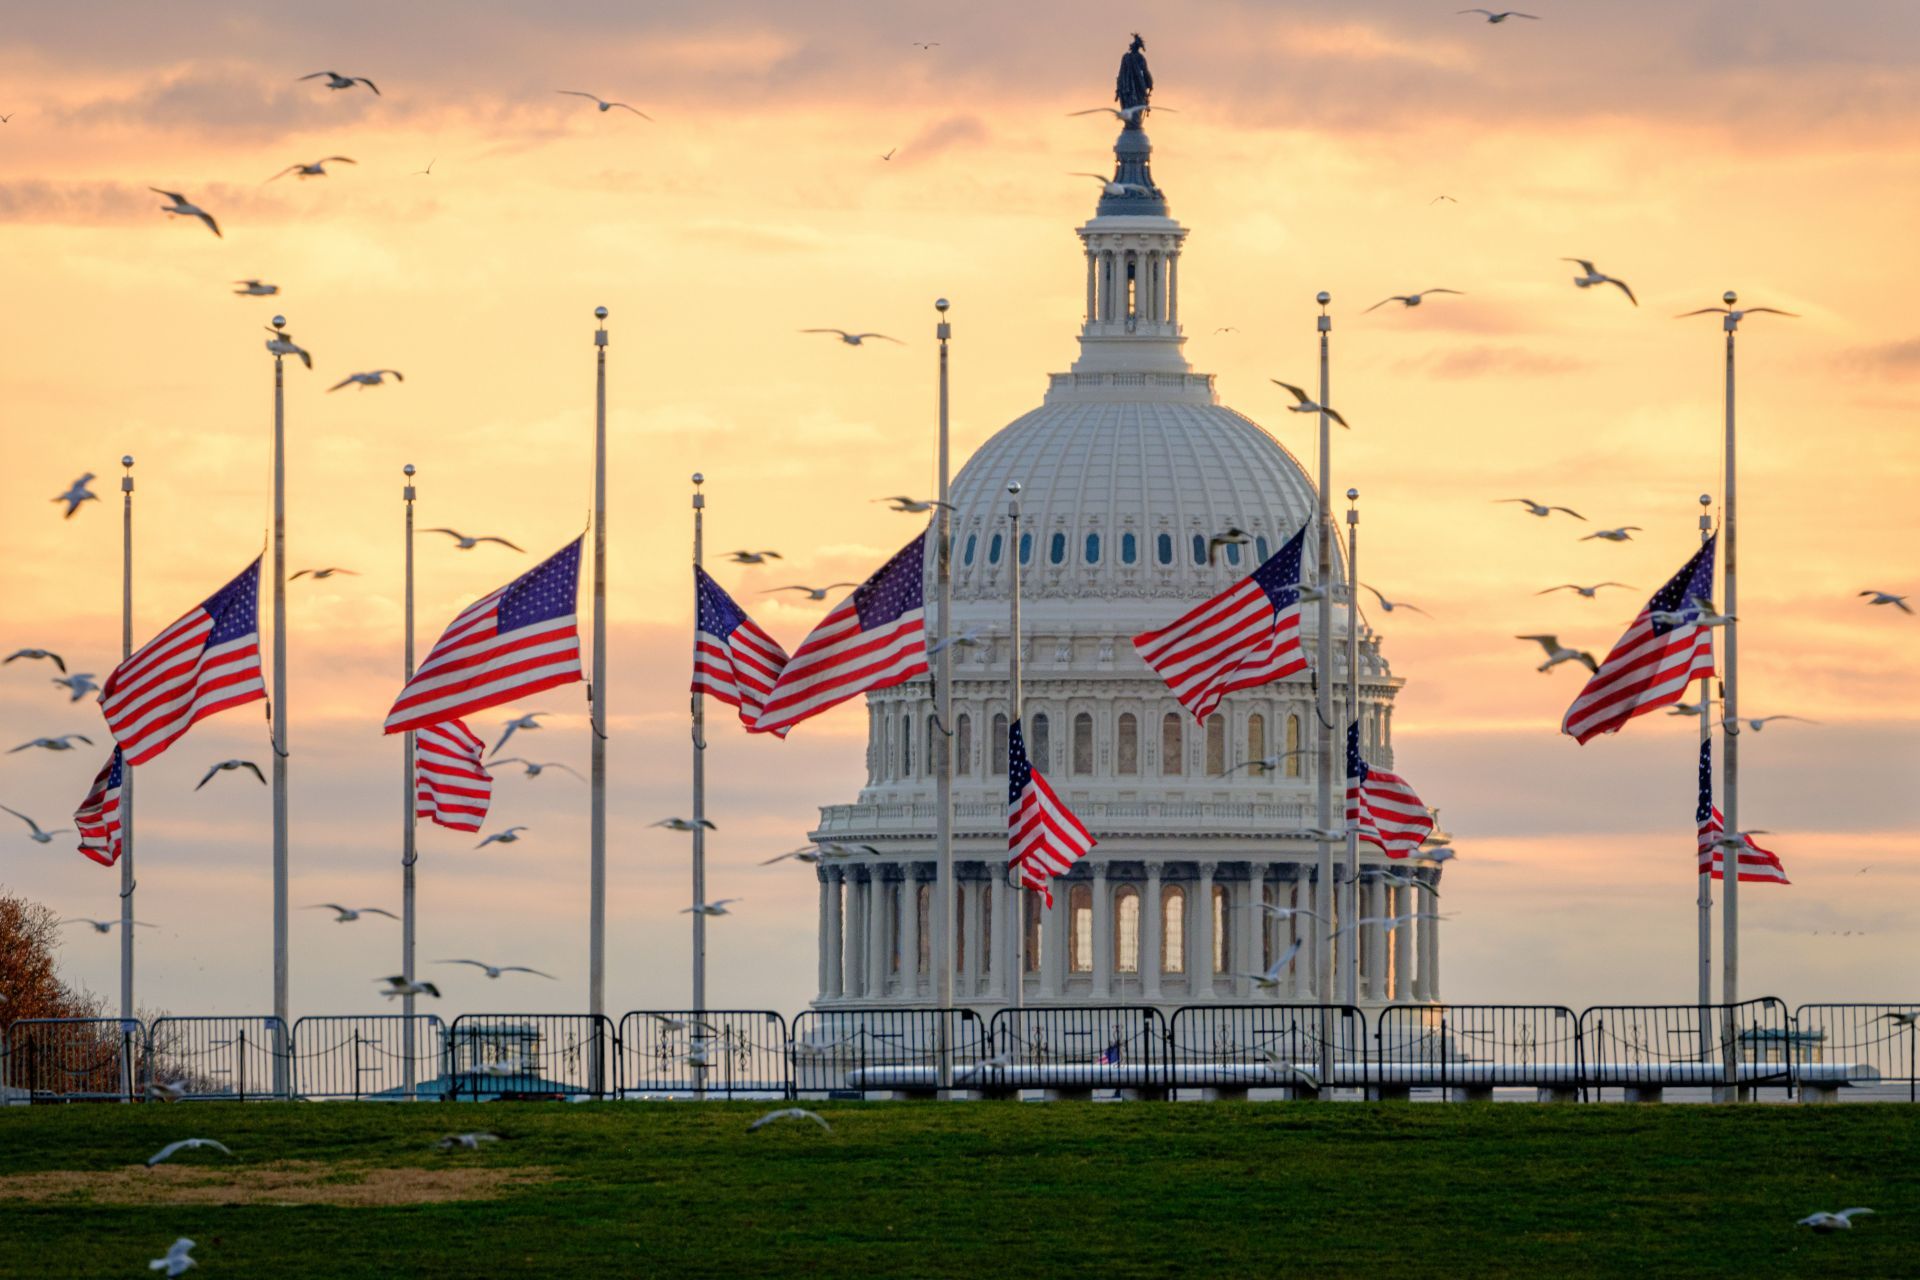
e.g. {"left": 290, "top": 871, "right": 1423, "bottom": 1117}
{"left": 0, "top": 1101, "right": 1911, "bottom": 1277}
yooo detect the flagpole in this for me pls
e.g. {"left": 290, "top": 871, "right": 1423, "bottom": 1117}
{"left": 590, "top": 307, "right": 609, "bottom": 1050}
{"left": 1344, "top": 487, "right": 1360, "bottom": 1009}
{"left": 690, "top": 473, "right": 707, "bottom": 1015}
{"left": 933, "top": 298, "right": 955, "bottom": 1016}
{"left": 401, "top": 463, "right": 418, "bottom": 1099}
{"left": 1313, "top": 291, "right": 1336, "bottom": 1009}
{"left": 269, "top": 316, "right": 291, "bottom": 1096}
{"left": 1007, "top": 481, "right": 1023, "bottom": 1012}
{"left": 119, "top": 454, "right": 135, "bottom": 1098}
{"left": 1695, "top": 491, "right": 1713, "bottom": 1046}
{"left": 1716, "top": 291, "right": 1746, "bottom": 1102}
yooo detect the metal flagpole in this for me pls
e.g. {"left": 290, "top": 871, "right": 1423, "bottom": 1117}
{"left": 690, "top": 474, "right": 707, "bottom": 1014}
{"left": 119, "top": 455, "right": 135, "bottom": 1098}
{"left": 1343, "top": 488, "right": 1360, "bottom": 1008}
{"left": 933, "top": 298, "right": 955, "bottom": 1091}
{"left": 401, "top": 463, "right": 418, "bottom": 1099}
{"left": 1313, "top": 291, "right": 1336, "bottom": 1008}
{"left": 1007, "top": 481, "right": 1023, "bottom": 1011}
{"left": 268, "top": 317, "right": 291, "bottom": 1095}
{"left": 590, "top": 307, "right": 609, "bottom": 1048}
{"left": 1696, "top": 491, "right": 1713, "bottom": 1050}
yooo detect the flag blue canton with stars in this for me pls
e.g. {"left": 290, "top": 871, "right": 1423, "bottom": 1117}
{"left": 1346, "top": 719, "right": 1370, "bottom": 785}
{"left": 203, "top": 557, "right": 261, "bottom": 646}
{"left": 500, "top": 538, "right": 582, "bottom": 632}
{"left": 1646, "top": 536, "right": 1717, "bottom": 637}
{"left": 696, "top": 565, "right": 749, "bottom": 639}
{"left": 853, "top": 532, "right": 926, "bottom": 631}
{"left": 1250, "top": 526, "right": 1307, "bottom": 609}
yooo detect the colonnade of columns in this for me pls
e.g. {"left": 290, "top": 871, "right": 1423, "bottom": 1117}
{"left": 815, "top": 860, "right": 1441, "bottom": 1006}
{"left": 1084, "top": 248, "right": 1181, "bottom": 327}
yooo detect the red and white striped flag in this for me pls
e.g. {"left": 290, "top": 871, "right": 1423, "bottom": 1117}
{"left": 753, "top": 533, "right": 928, "bottom": 736}
{"left": 415, "top": 719, "right": 493, "bottom": 832}
{"left": 1563, "top": 538, "right": 1717, "bottom": 744}
{"left": 1695, "top": 736, "right": 1788, "bottom": 884}
{"left": 384, "top": 538, "right": 583, "bottom": 735}
{"left": 1134, "top": 526, "right": 1308, "bottom": 723}
{"left": 692, "top": 566, "right": 790, "bottom": 736}
{"left": 73, "top": 747, "right": 126, "bottom": 867}
{"left": 1346, "top": 721, "right": 1434, "bottom": 859}
{"left": 1008, "top": 718, "right": 1096, "bottom": 906}
{"left": 100, "top": 558, "right": 266, "bottom": 765}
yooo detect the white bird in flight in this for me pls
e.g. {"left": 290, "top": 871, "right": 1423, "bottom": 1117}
{"left": 1364, "top": 288, "right": 1463, "bottom": 313}
{"left": 682, "top": 899, "right": 741, "bottom": 917}
{"left": 491, "top": 758, "right": 584, "bottom": 781}
{"left": 761, "top": 846, "right": 848, "bottom": 865}
{"left": 233, "top": 279, "right": 279, "bottom": 296}
{"left": 307, "top": 903, "right": 398, "bottom": 923}
{"left": 150, "top": 188, "right": 221, "bottom": 237}
{"left": 264, "top": 326, "right": 313, "bottom": 369}
{"left": 378, "top": 975, "right": 441, "bottom": 999}
{"left": 1499, "top": 498, "right": 1584, "bottom": 520}
{"left": 750, "top": 1107, "right": 832, "bottom": 1132}
{"left": 1068, "top": 104, "right": 1171, "bottom": 124}
{"left": 10, "top": 734, "right": 92, "bottom": 753}
{"left": 726, "top": 549, "right": 781, "bottom": 564}
{"left": 5, "top": 648, "right": 66, "bottom": 671}
{"left": 290, "top": 567, "right": 356, "bottom": 580}
{"left": 1069, "top": 172, "right": 1154, "bottom": 198}
{"left": 425, "top": 527, "right": 523, "bottom": 552}
{"left": 1648, "top": 597, "right": 1735, "bottom": 628}
{"left": 764, "top": 583, "right": 856, "bottom": 602}
{"left": 147, "top": 1138, "right": 233, "bottom": 1167}
{"left": 51, "top": 672, "right": 99, "bottom": 701}
{"left": 300, "top": 70, "right": 379, "bottom": 94}
{"left": 1221, "top": 751, "right": 1309, "bottom": 777}
{"left": 1538, "top": 581, "right": 1630, "bottom": 598}
{"left": 1722, "top": 715, "right": 1819, "bottom": 734}
{"left": 804, "top": 329, "right": 904, "bottom": 347}
{"left": 269, "top": 156, "right": 356, "bottom": 181}
{"left": 1242, "top": 939, "right": 1303, "bottom": 990}
{"left": 196, "top": 759, "right": 265, "bottom": 790}
{"left": 556, "top": 90, "right": 652, "bottom": 118}
{"left": 1361, "top": 584, "right": 1429, "bottom": 617}
{"left": 1517, "top": 634, "right": 1598, "bottom": 674}
{"left": 1797, "top": 1208, "right": 1873, "bottom": 1233}
{"left": 1257, "top": 903, "right": 1324, "bottom": 922}
{"left": 1677, "top": 302, "right": 1798, "bottom": 324}
{"left": 436, "top": 1132, "right": 501, "bottom": 1150}
{"left": 64, "top": 917, "right": 155, "bottom": 933}
{"left": 927, "top": 625, "right": 992, "bottom": 656}
{"left": 328, "top": 369, "right": 403, "bottom": 391}
{"left": 1562, "top": 259, "right": 1636, "bottom": 306}
{"left": 438, "top": 958, "right": 556, "bottom": 980}
{"left": 148, "top": 1237, "right": 198, "bottom": 1277}
{"left": 876, "top": 496, "right": 951, "bottom": 513}
{"left": 492, "top": 709, "right": 550, "bottom": 757}
{"left": 52, "top": 474, "right": 98, "bottom": 519}
{"left": 3, "top": 805, "right": 70, "bottom": 844}
{"left": 1459, "top": 9, "right": 1539, "bottom": 21}
{"left": 475, "top": 826, "right": 528, "bottom": 849}
{"left": 145, "top": 1079, "right": 188, "bottom": 1102}
{"left": 652, "top": 817, "right": 716, "bottom": 832}
{"left": 1270, "top": 380, "right": 1349, "bottom": 428}
{"left": 1581, "top": 526, "right": 1641, "bottom": 543}
{"left": 1859, "top": 590, "right": 1911, "bottom": 614}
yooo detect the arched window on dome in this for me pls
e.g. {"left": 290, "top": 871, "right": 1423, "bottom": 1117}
{"left": 1285, "top": 713, "right": 1303, "bottom": 777}
{"left": 1031, "top": 712, "right": 1051, "bottom": 770}
{"left": 1205, "top": 714, "right": 1226, "bottom": 776}
{"left": 1160, "top": 713, "right": 1183, "bottom": 776}
{"left": 1121, "top": 531, "right": 1138, "bottom": 565}
{"left": 955, "top": 713, "right": 972, "bottom": 776}
{"left": 1247, "top": 712, "right": 1266, "bottom": 768}
{"left": 1212, "top": 883, "right": 1231, "bottom": 975}
{"left": 1256, "top": 535, "right": 1270, "bottom": 562}
{"left": 1072, "top": 712, "right": 1094, "bottom": 776}
{"left": 1085, "top": 532, "right": 1101, "bottom": 565}
{"left": 992, "top": 713, "right": 1009, "bottom": 775}
{"left": 1114, "top": 886, "right": 1141, "bottom": 974}
{"left": 1156, "top": 532, "right": 1174, "bottom": 566}
{"left": 1019, "top": 532, "right": 1033, "bottom": 566}
{"left": 1049, "top": 532, "right": 1067, "bottom": 565}
{"left": 988, "top": 533, "right": 1003, "bottom": 565}
{"left": 1115, "top": 712, "right": 1139, "bottom": 775}
{"left": 1069, "top": 883, "right": 1093, "bottom": 973}
{"left": 964, "top": 533, "right": 977, "bottom": 566}
{"left": 1161, "top": 884, "right": 1186, "bottom": 974}
{"left": 1191, "top": 533, "right": 1207, "bottom": 565}
{"left": 900, "top": 711, "right": 914, "bottom": 778}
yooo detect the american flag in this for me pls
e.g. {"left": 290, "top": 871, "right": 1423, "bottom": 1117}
{"left": 73, "top": 747, "right": 125, "bottom": 867}
{"left": 384, "top": 538, "right": 583, "bottom": 735}
{"left": 415, "top": 719, "right": 493, "bottom": 832}
{"left": 1133, "top": 526, "right": 1309, "bottom": 723}
{"left": 752, "top": 533, "right": 928, "bottom": 735}
{"left": 1563, "top": 537, "right": 1718, "bottom": 744}
{"left": 1346, "top": 720, "right": 1434, "bottom": 860}
{"left": 100, "top": 557, "right": 266, "bottom": 765}
{"left": 692, "top": 566, "right": 791, "bottom": 736}
{"left": 1695, "top": 735, "right": 1788, "bottom": 884}
{"left": 1008, "top": 717, "right": 1096, "bottom": 907}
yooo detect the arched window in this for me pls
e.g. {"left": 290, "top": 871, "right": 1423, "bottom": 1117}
{"left": 1031, "top": 712, "right": 1051, "bottom": 770}
{"left": 1160, "top": 713, "right": 1183, "bottom": 776}
{"left": 1213, "top": 883, "right": 1231, "bottom": 975}
{"left": 1069, "top": 883, "right": 1093, "bottom": 973}
{"left": 900, "top": 711, "right": 914, "bottom": 778}
{"left": 1256, "top": 535, "right": 1270, "bottom": 562}
{"left": 1085, "top": 533, "right": 1101, "bottom": 565}
{"left": 1191, "top": 533, "right": 1207, "bottom": 565}
{"left": 1224, "top": 541, "right": 1241, "bottom": 566}
{"left": 1072, "top": 712, "right": 1094, "bottom": 776}
{"left": 1156, "top": 532, "right": 1174, "bottom": 565}
{"left": 956, "top": 712, "right": 973, "bottom": 776}
{"left": 991, "top": 713, "right": 1009, "bottom": 775}
{"left": 1121, "top": 532, "right": 1138, "bottom": 565}
{"left": 1161, "top": 884, "right": 1186, "bottom": 973}
{"left": 1019, "top": 532, "right": 1033, "bottom": 565}
{"left": 1205, "top": 714, "right": 1226, "bottom": 776}
{"left": 1049, "top": 532, "right": 1067, "bottom": 565}
{"left": 1025, "top": 889, "right": 1043, "bottom": 973}
{"left": 1116, "top": 712, "right": 1139, "bottom": 776}
{"left": 964, "top": 533, "right": 977, "bottom": 566}
{"left": 1114, "top": 886, "right": 1141, "bottom": 973}
{"left": 1285, "top": 713, "right": 1303, "bottom": 777}
{"left": 988, "top": 533, "right": 1003, "bottom": 565}
{"left": 1247, "top": 712, "right": 1266, "bottom": 765}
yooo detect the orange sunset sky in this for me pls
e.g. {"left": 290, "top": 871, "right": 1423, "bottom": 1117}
{"left": 1, "top": 0, "right": 1916, "bottom": 1018}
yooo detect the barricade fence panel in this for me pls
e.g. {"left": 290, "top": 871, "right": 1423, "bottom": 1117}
{"left": 791, "top": 1008, "right": 991, "bottom": 1096}
{"left": 985, "top": 1006, "right": 1167, "bottom": 1092}
{"left": 445, "top": 1014, "right": 615, "bottom": 1099}
{"left": 291, "top": 1015, "right": 446, "bottom": 1100}
{"left": 1577, "top": 999, "right": 1793, "bottom": 1096}
{"left": 1167, "top": 1005, "right": 1368, "bottom": 1094}
{"left": 1375, "top": 1005, "right": 1582, "bottom": 1095}
{"left": 618, "top": 1011, "right": 790, "bottom": 1099}
{"left": 4, "top": 1018, "right": 143, "bottom": 1102}
{"left": 146, "top": 1017, "right": 291, "bottom": 1101}
{"left": 1791, "top": 1003, "right": 1916, "bottom": 1101}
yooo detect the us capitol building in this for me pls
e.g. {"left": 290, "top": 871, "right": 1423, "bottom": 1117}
{"left": 808, "top": 55, "right": 1446, "bottom": 1013}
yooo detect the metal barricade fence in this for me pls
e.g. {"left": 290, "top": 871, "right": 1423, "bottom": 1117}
{"left": 291, "top": 1015, "right": 446, "bottom": 1100}
{"left": 1167, "top": 1005, "right": 1367, "bottom": 1095}
{"left": 1375, "top": 1005, "right": 1581, "bottom": 1098}
{"left": 617, "top": 1011, "right": 790, "bottom": 1099}
{"left": 791, "top": 1008, "right": 991, "bottom": 1096}
{"left": 4, "top": 1018, "right": 143, "bottom": 1102}
{"left": 1578, "top": 999, "right": 1793, "bottom": 1098}
{"left": 146, "top": 1016, "right": 291, "bottom": 1100}
{"left": 1792, "top": 1004, "right": 1916, "bottom": 1101}
{"left": 986, "top": 1006, "right": 1167, "bottom": 1093}
{"left": 445, "top": 1014, "right": 615, "bottom": 1100}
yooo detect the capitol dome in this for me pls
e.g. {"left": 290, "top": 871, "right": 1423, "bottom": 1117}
{"left": 806, "top": 103, "right": 1443, "bottom": 1016}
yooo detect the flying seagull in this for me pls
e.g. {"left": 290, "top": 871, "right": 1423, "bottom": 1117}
{"left": 1069, "top": 172, "right": 1155, "bottom": 198}
{"left": 5, "top": 648, "right": 65, "bottom": 672}
{"left": 804, "top": 329, "right": 904, "bottom": 347}
{"left": 1649, "top": 597, "right": 1735, "bottom": 627}
{"left": 64, "top": 917, "right": 155, "bottom": 933}
{"left": 927, "top": 625, "right": 991, "bottom": 656}
{"left": 300, "top": 70, "right": 379, "bottom": 94}
{"left": 436, "top": 1132, "right": 501, "bottom": 1150}
{"left": 1538, "top": 582, "right": 1630, "bottom": 598}
{"left": 10, "top": 734, "right": 92, "bottom": 753}
{"left": 1257, "top": 903, "right": 1324, "bottom": 923}
{"left": 328, "top": 369, "right": 403, "bottom": 391}
{"left": 289, "top": 567, "right": 356, "bottom": 580}
{"left": 1205, "top": 527, "right": 1252, "bottom": 565}
{"left": 1431, "top": 195, "right": 1458, "bottom": 204}
{"left": 264, "top": 326, "right": 313, "bottom": 369}
{"left": 195, "top": 759, "right": 265, "bottom": 790}
{"left": 1723, "top": 715, "right": 1819, "bottom": 733}
{"left": 1858, "top": 590, "right": 1911, "bottom": 614}
{"left": 475, "top": 826, "right": 528, "bottom": 849}
{"left": 557, "top": 90, "right": 652, "bottom": 118}
{"left": 1242, "top": 939, "right": 1304, "bottom": 990}
{"left": 1562, "top": 259, "right": 1636, "bottom": 305}
{"left": 52, "top": 474, "right": 99, "bottom": 519}
{"left": 51, "top": 673, "right": 98, "bottom": 701}
{"left": 1797, "top": 1208, "right": 1873, "bottom": 1233}
{"left": 1363, "top": 288, "right": 1463, "bottom": 313}
{"left": 415, "top": 158, "right": 436, "bottom": 176}
{"left": 425, "top": 527, "right": 523, "bottom": 552}
{"left": 761, "top": 846, "right": 849, "bottom": 866}
{"left": 912, "top": 41, "right": 940, "bottom": 50}
{"left": 652, "top": 817, "right": 716, "bottom": 832}
{"left": 146, "top": 1080, "right": 189, "bottom": 1102}
{"left": 2, "top": 805, "right": 69, "bottom": 844}
{"left": 681, "top": 899, "right": 740, "bottom": 916}
{"left": 438, "top": 959, "right": 557, "bottom": 980}
{"left": 1221, "top": 751, "right": 1310, "bottom": 778}
{"left": 875, "top": 496, "right": 951, "bottom": 512}
{"left": 881, "top": 148, "right": 896, "bottom": 161}
{"left": 726, "top": 549, "right": 781, "bottom": 565}
{"left": 147, "top": 1138, "right": 233, "bottom": 1167}
{"left": 1677, "top": 303, "right": 1799, "bottom": 323}
{"left": 150, "top": 188, "right": 220, "bottom": 237}
{"left": 750, "top": 1107, "right": 832, "bottom": 1132}
{"left": 1498, "top": 498, "right": 1584, "bottom": 520}
{"left": 1361, "top": 584, "right": 1429, "bottom": 616}
{"left": 233, "top": 279, "right": 279, "bottom": 296}
{"left": 149, "top": 1238, "right": 198, "bottom": 1277}
{"left": 491, "top": 758, "right": 584, "bottom": 781}
{"left": 1068, "top": 104, "right": 1172, "bottom": 124}
{"left": 1517, "top": 634, "right": 1598, "bottom": 674}
{"left": 1581, "top": 526, "right": 1641, "bottom": 542}
{"left": 307, "top": 903, "right": 399, "bottom": 923}
{"left": 1459, "top": 8, "right": 1539, "bottom": 21}
{"left": 378, "top": 975, "right": 441, "bottom": 999}
{"left": 1270, "top": 380, "right": 1349, "bottom": 428}
{"left": 490, "top": 711, "right": 548, "bottom": 756}
{"left": 269, "top": 156, "right": 356, "bottom": 181}
{"left": 764, "top": 583, "right": 857, "bottom": 601}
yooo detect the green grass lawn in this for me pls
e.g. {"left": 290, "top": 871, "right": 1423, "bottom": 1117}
{"left": 0, "top": 1101, "right": 1911, "bottom": 1277}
